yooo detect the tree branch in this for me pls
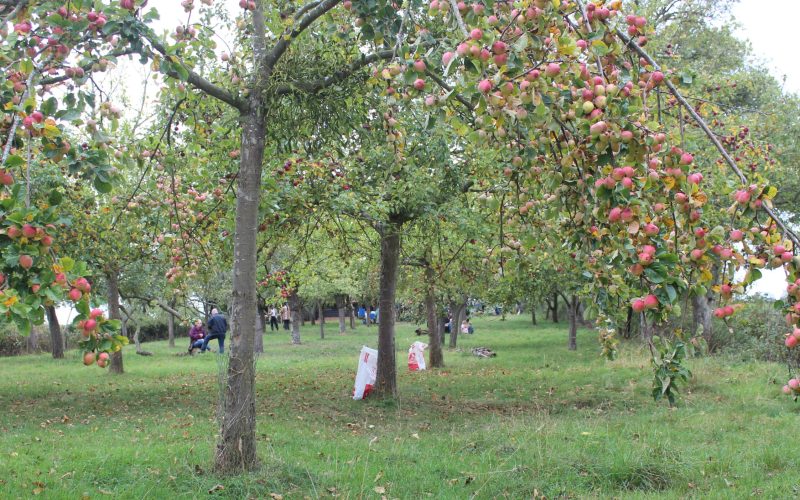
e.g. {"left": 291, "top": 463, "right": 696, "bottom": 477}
{"left": 122, "top": 293, "right": 186, "bottom": 321}
{"left": 39, "top": 48, "right": 139, "bottom": 86}
{"left": 263, "top": 0, "right": 341, "bottom": 72}
{"left": 424, "top": 68, "right": 474, "bottom": 110}
{"left": 143, "top": 33, "right": 246, "bottom": 112}
{"left": 607, "top": 20, "right": 800, "bottom": 247}
{"left": 274, "top": 49, "right": 395, "bottom": 95}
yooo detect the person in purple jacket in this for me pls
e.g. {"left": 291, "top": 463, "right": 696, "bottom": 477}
{"left": 188, "top": 319, "right": 206, "bottom": 354}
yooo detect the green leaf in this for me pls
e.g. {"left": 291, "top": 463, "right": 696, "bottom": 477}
{"left": 173, "top": 62, "right": 189, "bottom": 82}
{"left": 60, "top": 256, "right": 75, "bottom": 272}
{"left": 93, "top": 177, "right": 113, "bottom": 194}
{"left": 665, "top": 285, "right": 677, "bottom": 304}
{"left": 661, "top": 376, "right": 671, "bottom": 394}
{"left": 75, "top": 300, "right": 90, "bottom": 317}
{"left": 644, "top": 267, "right": 665, "bottom": 284}
{"left": 13, "top": 316, "right": 31, "bottom": 336}
{"left": 57, "top": 108, "right": 82, "bottom": 121}
{"left": 41, "top": 97, "right": 58, "bottom": 116}
{"left": 48, "top": 190, "right": 63, "bottom": 206}
{"left": 6, "top": 155, "right": 24, "bottom": 168}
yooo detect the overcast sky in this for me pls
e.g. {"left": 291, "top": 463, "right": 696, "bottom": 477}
{"left": 733, "top": 0, "right": 800, "bottom": 94}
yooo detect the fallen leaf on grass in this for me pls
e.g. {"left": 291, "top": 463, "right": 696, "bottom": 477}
{"left": 374, "top": 486, "right": 385, "bottom": 494}
{"left": 374, "top": 470, "right": 383, "bottom": 482}
{"left": 269, "top": 493, "right": 283, "bottom": 499}
{"left": 208, "top": 484, "right": 225, "bottom": 494}
{"left": 411, "top": 433, "right": 419, "bottom": 439}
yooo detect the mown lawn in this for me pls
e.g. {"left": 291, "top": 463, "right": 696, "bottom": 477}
{"left": 0, "top": 315, "right": 798, "bottom": 499}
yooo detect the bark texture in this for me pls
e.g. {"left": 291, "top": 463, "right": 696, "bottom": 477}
{"left": 335, "top": 294, "right": 347, "bottom": 334}
{"left": 692, "top": 293, "right": 713, "bottom": 345}
{"left": 214, "top": 110, "right": 265, "bottom": 474}
{"left": 568, "top": 295, "right": 578, "bottom": 351}
{"left": 551, "top": 292, "right": 559, "bottom": 323}
{"left": 448, "top": 300, "right": 466, "bottom": 349}
{"left": 288, "top": 290, "right": 301, "bottom": 344}
{"left": 319, "top": 301, "right": 325, "bottom": 339}
{"left": 45, "top": 304, "right": 64, "bottom": 359}
{"left": 107, "top": 270, "right": 123, "bottom": 374}
{"left": 167, "top": 305, "right": 175, "bottom": 348}
{"left": 424, "top": 265, "right": 443, "bottom": 368}
{"left": 375, "top": 222, "right": 401, "bottom": 399}
{"left": 254, "top": 305, "right": 264, "bottom": 354}
{"left": 348, "top": 297, "right": 355, "bottom": 330}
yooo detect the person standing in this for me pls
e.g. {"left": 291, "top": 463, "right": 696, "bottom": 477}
{"left": 281, "top": 303, "right": 291, "bottom": 330}
{"left": 201, "top": 308, "right": 228, "bottom": 353}
{"left": 269, "top": 305, "right": 279, "bottom": 331}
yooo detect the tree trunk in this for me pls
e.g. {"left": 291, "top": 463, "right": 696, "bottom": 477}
{"left": 335, "top": 294, "right": 347, "bottom": 334}
{"left": 692, "top": 292, "right": 714, "bottom": 349}
{"left": 319, "top": 301, "right": 325, "bottom": 339}
{"left": 531, "top": 307, "right": 537, "bottom": 325}
{"left": 214, "top": 109, "right": 265, "bottom": 474}
{"left": 348, "top": 297, "right": 356, "bottom": 330}
{"left": 133, "top": 324, "right": 142, "bottom": 354}
{"left": 107, "top": 270, "right": 123, "bottom": 374}
{"left": 619, "top": 306, "right": 634, "bottom": 340}
{"left": 568, "top": 295, "right": 578, "bottom": 351}
{"left": 289, "top": 290, "right": 301, "bottom": 345}
{"left": 424, "top": 265, "right": 444, "bottom": 368}
{"left": 640, "top": 312, "right": 653, "bottom": 341}
{"left": 167, "top": 301, "right": 176, "bottom": 348}
{"left": 449, "top": 300, "right": 465, "bottom": 349}
{"left": 254, "top": 305, "right": 264, "bottom": 354}
{"left": 551, "top": 292, "right": 559, "bottom": 323}
{"left": 300, "top": 302, "right": 306, "bottom": 326}
{"left": 374, "top": 221, "right": 401, "bottom": 399}
{"left": 26, "top": 330, "right": 38, "bottom": 353}
{"left": 45, "top": 304, "right": 64, "bottom": 359}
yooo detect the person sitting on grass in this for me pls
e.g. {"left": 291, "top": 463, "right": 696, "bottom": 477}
{"left": 461, "top": 319, "right": 474, "bottom": 335}
{"left": 188, "top": 319, "right": 206, "bottom": 354}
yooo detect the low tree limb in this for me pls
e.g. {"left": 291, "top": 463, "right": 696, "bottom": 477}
{"left": 142, "top": 33, "right": 246, "bottom": 111}
{"left": 264, "top": 0, "right": 341, "bottom": 72}
{"left": 274, "top": 50, "right": 395, "bottom": 96}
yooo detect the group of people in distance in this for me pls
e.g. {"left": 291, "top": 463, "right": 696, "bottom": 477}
{"left": 187, "top": 304, "right": 292, "bottom": 354}
{"left": 268, "top": 304, "right": 291, "bottom": 331}
{"left": 188, "top": 303, "right": 478, "bottom": 354}
{"left": 443, "top": 314, "right": 474, "bottom": 335}
{"left": 357, "top": 305, "right": 379, "bottom": 324}
{"left": 187, "top": 308, "right": 228, "bottom": 354}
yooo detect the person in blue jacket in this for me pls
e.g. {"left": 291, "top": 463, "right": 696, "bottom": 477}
{"left": 357, "top": 305, "right": 366, "bottom": 324}
{"left": 201, "top": 308, "right": 228, "bottom": 353}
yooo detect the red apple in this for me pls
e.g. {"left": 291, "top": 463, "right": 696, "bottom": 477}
{"left": 19, "top": 254, "right": 33, "bottom": 269}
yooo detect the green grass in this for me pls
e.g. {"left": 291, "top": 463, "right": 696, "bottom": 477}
{"left": 1, "top": 315, "right": 799, "bottom": 499}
